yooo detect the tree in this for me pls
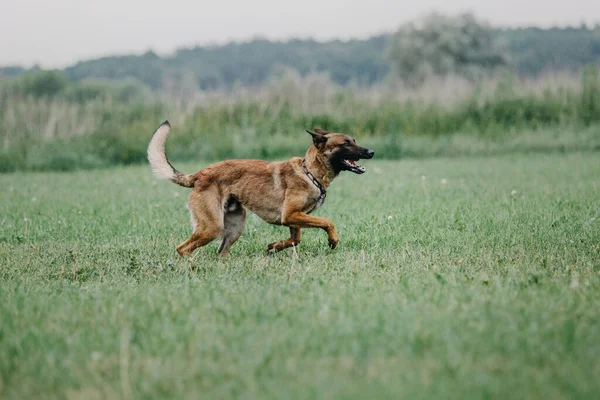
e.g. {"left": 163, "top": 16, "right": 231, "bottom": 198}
{"left": 387, "top": 13, "right": 507, "bottom": 86}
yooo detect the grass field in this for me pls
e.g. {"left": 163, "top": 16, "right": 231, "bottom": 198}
{"left": 1, "top": 152, "right": 599, "bottom": 399}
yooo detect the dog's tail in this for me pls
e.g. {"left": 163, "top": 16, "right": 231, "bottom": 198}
{"left": 147, "top": 121, "right": 195, "bottom": 188}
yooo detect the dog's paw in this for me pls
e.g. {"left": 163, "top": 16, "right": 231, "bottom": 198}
{"left": 328, "top": 238, "right": 338, "bottom": 249}
{"left": 265, "top": 242, "right": 277, "bottom": 255}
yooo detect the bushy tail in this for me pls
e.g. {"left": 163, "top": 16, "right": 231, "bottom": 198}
{"left": 147, "top": 121, "right": 195, "bottom": 188}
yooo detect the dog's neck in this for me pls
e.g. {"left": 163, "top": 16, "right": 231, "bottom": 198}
{"left": 303, "top": 146, "right": 337, "bottom": 189}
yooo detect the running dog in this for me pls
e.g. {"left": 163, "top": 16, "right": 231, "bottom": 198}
{"left": 147, "top": 121, "right": 374, "bottom": 257}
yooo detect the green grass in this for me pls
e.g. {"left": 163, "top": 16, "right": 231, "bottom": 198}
{"left": 1, "top": 153, "right": 599, "bottom": 399}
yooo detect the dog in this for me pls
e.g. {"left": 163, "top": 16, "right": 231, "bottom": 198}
{"left": 147, "top": 121, "right": 374, "bottom": 257}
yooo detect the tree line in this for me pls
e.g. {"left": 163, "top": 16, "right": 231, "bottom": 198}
{"left": 1, "top": 15, "right": 599, "bottom": 92}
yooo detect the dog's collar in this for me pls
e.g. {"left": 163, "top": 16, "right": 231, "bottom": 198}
{"left": 301, "top": 159, "right": 326, "bottom": 207}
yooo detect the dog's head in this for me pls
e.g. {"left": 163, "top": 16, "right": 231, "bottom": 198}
{"left": 307, "top": 129, "right": 374, "bottom": 174}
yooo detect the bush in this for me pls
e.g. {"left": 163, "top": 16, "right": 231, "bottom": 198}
{"left": 19, "top": 71, "right": 69, "bottom": 98}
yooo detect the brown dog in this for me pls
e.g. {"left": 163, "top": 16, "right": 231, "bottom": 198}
{"left": 147, "top": 121, "right": 374, "bottom": 257}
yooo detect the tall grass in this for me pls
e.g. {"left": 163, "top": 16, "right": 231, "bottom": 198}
{"left": 1, "top": 67, "right": 599, "bottom": 172}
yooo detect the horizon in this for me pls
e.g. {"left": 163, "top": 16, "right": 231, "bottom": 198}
{"left": 2, "top": 0, "right": 599, "bottom": 69}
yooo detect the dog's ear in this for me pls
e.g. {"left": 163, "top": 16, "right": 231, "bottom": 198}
{"left": 306, "top": 129, "right": 328, "bottom": 147}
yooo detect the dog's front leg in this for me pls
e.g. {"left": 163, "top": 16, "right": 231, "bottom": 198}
{"left": 281, "top": 212, "right": 338, "bottom": 249}
{"left": 281, "top": 191, "right": 338, "bottom": 249}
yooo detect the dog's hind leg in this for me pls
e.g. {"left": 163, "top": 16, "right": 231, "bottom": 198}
{"left": 176, "top": 190, "right": 223, "bottom": 256}
{"left": 265, "top": 227, "right": 301, "bottom": 254}
{"left": 217, "top": 202, "right": 246, "bottom": 257}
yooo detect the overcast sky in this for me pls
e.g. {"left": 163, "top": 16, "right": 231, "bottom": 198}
{"left": 2, "top": 0, "right": 599, "bottom": 68}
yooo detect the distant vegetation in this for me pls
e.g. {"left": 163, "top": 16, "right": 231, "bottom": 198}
{"left": 1, "top": 16, "right": 599, "bottom": 91}
{"left": 387, "top": 14, "right": 508, "bottom": 86}
{"left": 1, "top": 66, "right": 599, "bottom": 172}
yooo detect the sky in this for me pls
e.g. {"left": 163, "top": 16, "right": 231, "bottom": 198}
{"left": 1, "top": 0, "right": 599, "bottom": 68}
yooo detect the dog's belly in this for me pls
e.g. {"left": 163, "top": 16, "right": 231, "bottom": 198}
{"left": 233, "top": 192, "right": 284, "bottom": 224}
{"left": 242, "top": 197, "right": 319, "bottom": 225}
{"left": 248, "top": 206, "right": 283, "bottom": 225}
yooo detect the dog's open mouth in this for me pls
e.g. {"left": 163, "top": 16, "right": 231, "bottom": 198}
{"left": 342, "top": 158, "right": 366, "bottom": 174}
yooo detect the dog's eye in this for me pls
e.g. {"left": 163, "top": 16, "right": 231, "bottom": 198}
{"left": 345, "top": 140, "right": 352, "bottom": 146}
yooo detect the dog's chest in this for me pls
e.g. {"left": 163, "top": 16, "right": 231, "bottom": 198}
{"left": 305, "top": 190, "right": 326, "bottom": 214}
{"left": 314, "top": 191, "right": 326, "bottom": 209}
